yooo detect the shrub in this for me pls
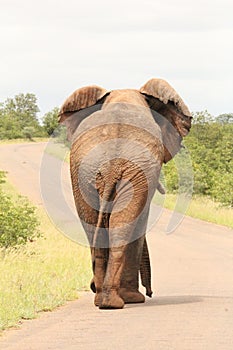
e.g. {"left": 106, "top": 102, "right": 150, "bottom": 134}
{"left": 22, "top": 126, "right": 35, "bottom": 140}
{"left": 0, "top": 172, "right": 40, "bottom": 250}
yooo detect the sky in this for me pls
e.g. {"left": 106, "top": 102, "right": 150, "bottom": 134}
{"left": 0, "top": 0, "right": 233, "bottom": 118}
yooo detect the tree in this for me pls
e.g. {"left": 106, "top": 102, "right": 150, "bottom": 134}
{"left": 0, "top": 114, "right": 23, "bottom": 139}
{"left": 164, "top": 110, "right": 233, "bottom": 207}
{"left": 216, "top": 113, "right": 233, "bottom": 124}
{"left": 0, "top": 93, "right": 41, "bottom": 139}
{"left": 183, "top": 111, "right": 233, "bottom": 206}
{"left": 42, "top": 107, "right": 59, "bottom": 136}
{"left": 2, "top": 93, "right": 39, "bottom": 127}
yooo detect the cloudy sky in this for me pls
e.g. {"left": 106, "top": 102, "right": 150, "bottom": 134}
{"left": 1, "top": 0, "right": 233, "bottom": 117}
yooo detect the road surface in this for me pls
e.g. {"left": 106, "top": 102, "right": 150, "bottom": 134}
{"left": 0, "top": 142, "right": 233, "bottom": 350}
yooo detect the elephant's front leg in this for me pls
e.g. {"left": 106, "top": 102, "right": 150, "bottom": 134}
{"left": 99, "top": 246, "right": 126, "bottom": 309}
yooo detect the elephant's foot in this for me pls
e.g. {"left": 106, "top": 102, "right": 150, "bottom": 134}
{"left": 99, "top": 290, "right": 124, "bottom": 309}
{"left": 94, "top": 292, "right": 102, "bottom": 306}
{"left": 90, "top": 278, "right": 96, "bottom": 293}
{"left": 119, "top": 288, "right": 145, "bottom": 303}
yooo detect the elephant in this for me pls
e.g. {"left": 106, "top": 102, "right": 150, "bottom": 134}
{"left": 58, "top": 78, "right": 191, "bottom": 309}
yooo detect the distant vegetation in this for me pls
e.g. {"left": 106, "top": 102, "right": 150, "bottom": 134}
{"left": 164, "top": 111, "right": 233, "bottom": 207}
{"left": 42, "top": 107, "right": 59, "bottom": 136}
{"left": 0, "top": 93, "right": 232, "bottom": 207}
{"left": 0, "top": 93, "right": 44, "bottom": 139}
{"left": 0, "top": 93, "right": 58, "bottom": 140}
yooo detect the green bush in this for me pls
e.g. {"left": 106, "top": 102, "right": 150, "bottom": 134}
{"left": 0, "top": 172, "right": 40, "bottom": 250}
{"left": 163, "top": 111, "right": 233, "bottom": 207}
{"left": 22, "top": 126, "right": 35, "bottom": 140}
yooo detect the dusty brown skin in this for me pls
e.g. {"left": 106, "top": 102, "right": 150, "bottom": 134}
{"left": 59, "top": 78, "right": 191, "bottom": 309}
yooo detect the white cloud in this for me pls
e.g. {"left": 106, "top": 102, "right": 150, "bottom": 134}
{"left": 0, "top": 0, "right": 233, "bottom": 116}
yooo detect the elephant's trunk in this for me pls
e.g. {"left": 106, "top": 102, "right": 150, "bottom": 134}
{"left": 140, "top": 238, "right": 153, "bottom": 297}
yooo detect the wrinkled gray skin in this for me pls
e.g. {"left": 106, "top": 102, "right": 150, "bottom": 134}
{"left": 59, "top": 79, "right": 191, "bottom": 309}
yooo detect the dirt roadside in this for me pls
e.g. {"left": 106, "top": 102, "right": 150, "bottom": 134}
{"left": 0, "top": 142, "right": 233, "bottom": 350}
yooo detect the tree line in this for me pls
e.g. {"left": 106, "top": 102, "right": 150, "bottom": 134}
{"left": 0, "top": 93, "right": 232, "bottom": 207}
{"left": 164, "top": 111, "right": 233, "bottom": 207}
{"left": 0, "top": 93, "right": 58, "bottom": 139}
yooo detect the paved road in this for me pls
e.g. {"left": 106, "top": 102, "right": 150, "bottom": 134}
{"left": 0, "top": 142, "right": 233, "bottom": 350}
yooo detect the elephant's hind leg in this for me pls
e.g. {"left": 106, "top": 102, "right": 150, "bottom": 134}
{"left": 99, "top": 246, "right": 126, "bottom": 309}
{"left": 70, "top": 166, "right": 108, "bottom": 306}
{"left": 99, "top": 168, "right": 151, "bottom": 308}
{"left": 92, "top": 247, "right": 108, "bottom": 306}
{"left": 99, "top": 204, "right": 147, "bottom": 308}
{"left": 119, "top": 236, "right": 145, "bottom": 304}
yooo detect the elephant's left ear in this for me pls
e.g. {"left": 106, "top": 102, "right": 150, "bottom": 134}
{"left": 140, "top": 78, "right": 192, "bottom": 137}
{"left": 58, "top": 85, "right": 109, "bottom": 123}
{"left": 58, "top": 86, "right": 109, "bottom": 141}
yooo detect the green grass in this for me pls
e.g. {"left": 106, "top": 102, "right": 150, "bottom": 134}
{"left": 45, "top": 140, "right": 70, "bottom": 162}
{"left": 0, "top": 180, "right": 92, "bottom": 332}
{"left": 154, "top": 192, "right": 233, "bottom": 228}
{"left": 0, "top": 137, "right": 49, "bottom": 145}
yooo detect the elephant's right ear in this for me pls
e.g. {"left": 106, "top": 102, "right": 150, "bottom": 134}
{"left": 58, "top": 85, "right": 109, "bottom": 140}
{"left": 140, "top": 78, "right": 192, "bottom": 162}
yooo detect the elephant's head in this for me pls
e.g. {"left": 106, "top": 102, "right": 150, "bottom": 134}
{"left": 58, "top": 79, "right": 191, "bottom": 163}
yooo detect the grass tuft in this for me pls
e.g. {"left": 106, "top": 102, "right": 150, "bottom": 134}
{"left": 154, "top": 192, "right": 233, "bottom": 228}
{"left": 0, "top": 138, "right": 49, "bottom": 145}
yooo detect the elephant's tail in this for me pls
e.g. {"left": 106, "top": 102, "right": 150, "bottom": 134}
{"left": 157, "top": 181, "right": 165, "bottom": 194}
{"left": 92, "top": 173, "right": 117, "bottom": 248}
{"left": 140, "top": 238, "right": 153, "bottom": 297}
{"left": 90, "top": 181, "right": 116, "bottom": 294}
